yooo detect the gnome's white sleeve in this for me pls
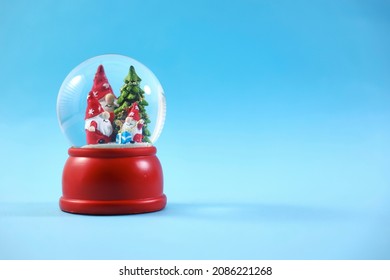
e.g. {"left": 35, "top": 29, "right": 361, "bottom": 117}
{"left": 85, "top": 118, "right": 97, "bottom": 130}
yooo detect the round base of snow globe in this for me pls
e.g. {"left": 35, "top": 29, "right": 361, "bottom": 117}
{"left": 60, "top": 146, "right": 166, "bottom": 215}
{"left": 57, "top": 54, "right": 167, "bottom": 215}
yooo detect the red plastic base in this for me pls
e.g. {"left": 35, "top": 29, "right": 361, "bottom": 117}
{"left": 60, "top": 146, "right": 166, "bottom": 215}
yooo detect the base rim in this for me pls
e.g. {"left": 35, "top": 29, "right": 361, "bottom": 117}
{"left": 59, "top": 195, "right": 167, "bottom": 215}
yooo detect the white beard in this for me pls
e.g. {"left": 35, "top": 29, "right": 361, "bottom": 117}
{"left": 85, "top": 115, "right": 113, "bottom": 136}
{"left": 122, "top": 119, "right": 142, "bottom": 135}
{"left": 122, "top": 120, "right": 136, "bottom": 132}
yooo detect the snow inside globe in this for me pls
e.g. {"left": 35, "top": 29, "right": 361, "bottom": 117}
{"left": 57, "top": 54, "right": 166, "bottom": 148}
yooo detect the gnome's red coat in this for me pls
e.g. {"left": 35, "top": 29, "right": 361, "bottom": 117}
{"left": 109, "top": 111, "right": 115, "bottom": 123}
{"left": 85, "top": 121, "right": 112, "bottom": 144}
{"left": 132, "top": 122, "right": 144, "bottom": 143}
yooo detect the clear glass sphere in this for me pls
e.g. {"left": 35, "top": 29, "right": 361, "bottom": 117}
{"left": 57, "top": 54, "right": 166, "bottom": 147}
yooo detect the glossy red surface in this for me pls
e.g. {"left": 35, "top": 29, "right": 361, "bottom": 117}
{"left": 60, "top": 146, "right": 166, "bottom": 215}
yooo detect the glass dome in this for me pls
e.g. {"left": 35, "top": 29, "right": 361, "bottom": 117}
{"left": 57, "top": 54, "right": 166, "bottom": 147}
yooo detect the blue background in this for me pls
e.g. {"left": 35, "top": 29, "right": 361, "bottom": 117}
{"left": 0, "top": 0, "right": 389, "bottom": 259}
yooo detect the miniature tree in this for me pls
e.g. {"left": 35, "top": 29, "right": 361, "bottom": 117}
{"left": 114, "top": 65, "right": 151, "bottom": 142}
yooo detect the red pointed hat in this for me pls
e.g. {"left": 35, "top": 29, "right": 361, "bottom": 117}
{"left": 85, "top": 93, "right": 104, "bottom": 119}
{"left": 127, "top": 102, "right": 141, "bottom": 121}
{"left": 89, "top": 64, "right": 116, "bottom": 100}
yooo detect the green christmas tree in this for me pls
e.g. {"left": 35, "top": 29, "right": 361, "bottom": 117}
{"left": 114, "top": 65, "right": 151, "bottom": 142}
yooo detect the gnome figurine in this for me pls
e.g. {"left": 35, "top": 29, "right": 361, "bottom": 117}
{"left": 85, "top": 93, "right": 113, "bottom": 144}
{"left": 121, "top": 102, "right": 144, "bottom": 143}
{"left": 89, "top": 65, "right": 118, "bottom": 122}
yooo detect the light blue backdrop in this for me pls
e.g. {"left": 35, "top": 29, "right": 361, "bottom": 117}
{"left": 0, "top": 0, "right": 389, "bottom": 259}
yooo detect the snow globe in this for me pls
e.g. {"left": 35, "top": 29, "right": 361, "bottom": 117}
{"left": 57, "top": 54, "right": 167, "bottom": 215}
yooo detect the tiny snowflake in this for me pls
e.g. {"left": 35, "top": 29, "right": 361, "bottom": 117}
{"left": 89, "top": 108, "right": 94, "bottom": 115}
